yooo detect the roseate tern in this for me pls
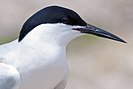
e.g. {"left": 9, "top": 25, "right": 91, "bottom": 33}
{"left": 0, "top": 6, "right": 126, "bottom": 89}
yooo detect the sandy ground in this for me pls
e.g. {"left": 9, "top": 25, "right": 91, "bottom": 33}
{"left": 0, "top": 0, "right": 133, "bottom": 89}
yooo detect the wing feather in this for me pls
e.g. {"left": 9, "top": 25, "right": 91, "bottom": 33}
{"left": 0, "top": 63, "right": 21, "bottom": 89}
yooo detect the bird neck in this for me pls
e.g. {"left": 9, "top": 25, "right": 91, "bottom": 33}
{"left": 20, "top": 24, "right": 80, "bottom": 49}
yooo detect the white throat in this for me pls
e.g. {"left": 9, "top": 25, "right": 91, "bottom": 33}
{"left": 20, "top": 23, "right": 82, "bottom": 48}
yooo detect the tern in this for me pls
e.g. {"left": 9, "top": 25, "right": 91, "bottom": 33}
{"left": 0, "top": 6, "right": 126, "bottom": 89}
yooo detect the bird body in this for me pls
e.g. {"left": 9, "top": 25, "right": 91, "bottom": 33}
{"left": 0, "top": 6, "right": 126, "bottom": 89}
{"left": 0, "top": 24, "right": 77, "bottom": 89}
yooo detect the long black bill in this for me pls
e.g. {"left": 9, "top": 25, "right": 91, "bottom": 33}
{"left": 73, "top": 24, "right": 126, "bottom": 43}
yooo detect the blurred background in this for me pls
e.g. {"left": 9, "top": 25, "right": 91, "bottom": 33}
{"left": 0, "top": 0, "right": 133, "bottom": 89}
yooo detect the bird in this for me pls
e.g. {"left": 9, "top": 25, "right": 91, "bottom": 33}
{"left": 0, "top": 5, "right": 126, "bottom": 89}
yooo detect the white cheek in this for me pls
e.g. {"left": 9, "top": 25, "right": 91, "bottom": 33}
{"left": 21, "top": 23, "right": 83, "bottom": 47}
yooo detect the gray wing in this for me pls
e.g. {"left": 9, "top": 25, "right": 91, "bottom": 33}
{"left": 54, "top": 72, "right": 69, "bottom": 89}
{"left": 54, "top": 78, "right": 68, "bottom": 89}
{"left": 0, "top": 63, "right": 21, "bottom": 89}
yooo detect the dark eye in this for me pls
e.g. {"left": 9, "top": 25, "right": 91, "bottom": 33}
{"left": 61, "top": 17, "right": 69, "bottom": 23}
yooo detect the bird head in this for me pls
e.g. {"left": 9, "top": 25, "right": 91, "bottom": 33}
{"left": 19, "top": 6, "right": 126, "bottom": 47}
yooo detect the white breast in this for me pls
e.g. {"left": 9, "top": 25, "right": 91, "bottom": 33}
{"left": 0, "top": 40, "right": 68, "bottom": 89}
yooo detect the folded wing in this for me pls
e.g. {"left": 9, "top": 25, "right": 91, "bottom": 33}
{"left": 0, "top": 63, "right": 21, "bottom": 89}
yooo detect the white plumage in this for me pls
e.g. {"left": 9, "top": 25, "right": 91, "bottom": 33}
{"left": 0, "top": 24, "right": 81, "bottom": 89}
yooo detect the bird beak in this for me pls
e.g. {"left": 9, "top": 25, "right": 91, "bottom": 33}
{"left": 73, "top": 24, "right": 126, "bottom": 43}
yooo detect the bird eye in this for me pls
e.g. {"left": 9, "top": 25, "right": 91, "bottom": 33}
{"left": 61, "top": 17, "right": 69, "bottom": 23}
